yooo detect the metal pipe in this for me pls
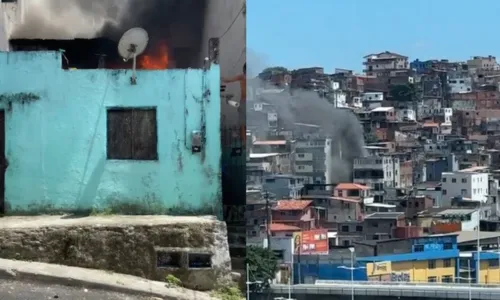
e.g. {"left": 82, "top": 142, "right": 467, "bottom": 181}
{"left": 477, "top": 201, "right": 481, "bottom": 284}
{"left": 351, "top": 250, "right": 354, "bottom": 300}
{"left": 246, "top": 263, "right": 250, "bottom": 300}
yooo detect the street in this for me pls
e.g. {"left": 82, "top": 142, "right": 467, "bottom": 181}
{"left": 0, "top": 280, "right": 160, "bottom": 300}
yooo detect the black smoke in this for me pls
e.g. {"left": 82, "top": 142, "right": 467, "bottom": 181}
{"left": 12, "top": 0, "right": 206, "bottom": 41}
{"left": 10, "top": 0, "right": 207, "bottom": 68}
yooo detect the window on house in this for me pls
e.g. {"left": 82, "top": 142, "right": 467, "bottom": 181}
{"left": 443, "top": 243, "right": 453, "bottom": 250}
{"left": 462, "top": 178, "right": 467, "bottom": 183}
{"left": 442, "top": 275, "right": 453, "bottom": 283}
{"left": 461, "top": 189, "right": 467, "bottom": 196}
{"left": 489, "top": 260, "right": 499, "bottom": 267}
{"left": 442, "top": 178, "right": 446, "bottom": 183}
{"left": 428, "top": 260, "right": 436, "bottom": 269}
{"left": 356, "top": 225, "right": 363, "bottom": 232}
{"left": 107, "top": 108, "right": 158, "bottom": 160}
{"left": 452, "top": 178, "right": 456, "bottom": 183}
{"left": 341, "top": 225, "right": 349, "bottom": 232}
{"left": 372, "top": 222, "right": 378, "bottom": 228}
{"left": 343, "top": 240, "right": 350, "bottom": 246}
{"left": 188, "top": 253, "right": 212, "bottom": 268}
{"left": 156, "top": 251, "right": 183, "bottom": 268}
{"left": 414, "top": 245, "right": 424, "bottom": 252}
{"left": 443, "top": 259, "right": 452, "bottom": 268}
{"left": 442, "top": 189, "right": 447, "bottom": 195}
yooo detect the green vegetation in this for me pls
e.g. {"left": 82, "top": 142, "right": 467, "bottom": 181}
{"left": 165, "top": 274, "right": 182, "bottom": 287}
{"left": 364, "top": 130, "right": 379, "bottom": 144}
{"left": 389, "top": 83, "right": 416, "bottom": 102}
{"left": 246, "top": 245, "right": 278, "bottom": 291}
{"left": 211, "top": 284, "right": 244, "bottom": 300}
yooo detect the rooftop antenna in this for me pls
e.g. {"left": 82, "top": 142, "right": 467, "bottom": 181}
{"left": 117, "top": 27, "right": 149, "bottom": 85}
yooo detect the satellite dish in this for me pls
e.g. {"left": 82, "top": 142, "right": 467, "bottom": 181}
{"left": 117, "top": 27, "right": 149, "bottom": 84}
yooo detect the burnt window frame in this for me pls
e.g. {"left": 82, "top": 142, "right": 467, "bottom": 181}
{"left": 106, "top": 107, "right": 158, "bottom": 161}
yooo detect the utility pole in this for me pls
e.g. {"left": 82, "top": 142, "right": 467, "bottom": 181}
{"left": 264, "top": 191, "right": 271, "bottom": 250}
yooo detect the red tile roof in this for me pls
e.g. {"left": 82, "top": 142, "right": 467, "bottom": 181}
{"left": 273, "top": 200, "right": 312, "bottom": 211}
{"left": 335, "top": 183, "right": 370, "bottom": 190}
{"left": 270, "top": 223, "right": 301, "bottom": 232}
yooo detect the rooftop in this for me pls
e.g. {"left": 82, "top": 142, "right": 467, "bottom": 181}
{"left": 371, "top": 107, "right": 394, "bottom": 112}
{"left": 335, "top": 183, "right": 370, "bottom": 191}
{"left": 253, "top": 140, "right": 287, "bottom": 146}
{"left": 270, "top": 223, "right": 301, "bottom": 232}
{"left": 249, "top": 153, "right": 279, "bottom": 159}
{"left": 435, "top": 208, "right": 478, "bottom": 217}
{"left": 273, "top": 200, "right": 312, "bottom": 211}
{"left": 364, "top": 212, "right": 404, "bottom": 220}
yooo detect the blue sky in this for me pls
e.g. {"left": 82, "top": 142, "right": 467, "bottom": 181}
{"left": 247, "top": 0, "right": 500, "bottom": 75}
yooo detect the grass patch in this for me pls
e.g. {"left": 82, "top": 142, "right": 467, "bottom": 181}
{"left": 165, "top": 274, "right": 182, "bottom": 287}
{"left": 211, "top": 284, "right": 244, "bottom": 300}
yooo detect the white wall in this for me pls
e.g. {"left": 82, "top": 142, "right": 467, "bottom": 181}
{"left": 396, "top": 109, "right": 416, "bottom": 121}
{"left": 441, "top": 172, "right": 489, "bottom": 205}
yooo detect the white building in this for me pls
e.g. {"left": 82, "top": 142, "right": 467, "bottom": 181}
{"left": 447, "top": 72, "right": 472, "bottom": 93}
{"left": 441, "top": 171, "right": 489, "bottom": 206}
{"left": 361, "top": 92, "right": 384, "bottom": 109}
{"left": 396, "top": 109, "right": 416, "bottom": 121}
{"left": 434, "top": 208, "right": 480, "bottom": 232}
{"left": 353, "top": 155, "right": 400, "bottom": 202}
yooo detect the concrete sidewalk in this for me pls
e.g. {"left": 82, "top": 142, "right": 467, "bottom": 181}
{"left": 0, "top": 258, "right": 215, "bottom": 300}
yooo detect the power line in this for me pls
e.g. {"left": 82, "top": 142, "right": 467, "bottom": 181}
{"left": 219, "top": 3, "right": 245, "bottom": 39}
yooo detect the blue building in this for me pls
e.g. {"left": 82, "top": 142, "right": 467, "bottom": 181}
{"left": 410, "top": 59, "right": 427, "bottom": 73}
{"left": 292, "top": 250, "right": 368, "bottom": 284}
{"left": 425, "top": 154, "right": 457, "bottom": 182}
{"left": 0, "top": 51, "right": 221, "bottom": 216}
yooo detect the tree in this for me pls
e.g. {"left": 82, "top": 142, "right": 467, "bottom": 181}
{"left": 389, "top": 83, "right": 416, "bottom": 102}
{"left": 364, "top": 130, "right": 379, "bottom": 144}
{"left": 246, "top": 245, "right": 278, "bottom": 291}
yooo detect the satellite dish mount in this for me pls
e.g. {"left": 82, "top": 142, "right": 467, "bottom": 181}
{"left": 117, "top": 27, "right": 149, "bottom": 85}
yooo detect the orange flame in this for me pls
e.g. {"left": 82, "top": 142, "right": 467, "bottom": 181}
{"left": 138, "top": 40, "right": 169, "bottom": 70}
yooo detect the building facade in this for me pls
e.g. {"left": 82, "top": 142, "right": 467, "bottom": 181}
{"left": 0, "top": 51, "right": 221, "bottom": 215}
{"left": 359, "top": 235, "right": 459, "bottom": 283}
{"left": 441, "top": 171, "right": 489, "bottom": 205}
{"left": 353, "top": 155, "right": 401, "bottom": 202}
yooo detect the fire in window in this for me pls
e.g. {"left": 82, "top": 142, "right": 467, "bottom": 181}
{"left": 106, "top": 108, "right": 158, "bottom": 160}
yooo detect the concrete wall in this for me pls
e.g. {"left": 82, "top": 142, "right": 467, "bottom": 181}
{"left": 201, "top": 0, "right": 246, "bottom": 127}
{"left": 0, "top": 51, "right": 221, "bottom": 215}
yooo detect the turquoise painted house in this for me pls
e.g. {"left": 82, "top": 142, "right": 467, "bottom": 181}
{"left": 0, "top": 51, "right": 222, "bottom": 216}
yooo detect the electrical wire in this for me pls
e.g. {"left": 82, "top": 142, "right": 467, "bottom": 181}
{"left": 219, "top": 2, "right": 245, "bottom": 39}
{"left": 232, "top": 47, "right": 245, "bottom": 71}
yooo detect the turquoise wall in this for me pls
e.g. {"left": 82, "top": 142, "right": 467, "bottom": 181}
{"left": 0, "top": 51, "right": 222, "bottom": 216}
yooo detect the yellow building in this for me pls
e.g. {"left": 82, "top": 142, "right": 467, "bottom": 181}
{"left": 358, "top": 234, "right": 460, "bottom": 283}
{"left": 476, "top": 253, "right": 500, "bottom": 284}
{"left": 366, "top": 258, "right": 456, "bottom": 283}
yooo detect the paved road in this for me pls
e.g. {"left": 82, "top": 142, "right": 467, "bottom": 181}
{"left": 0, "top": 280, "right": 159, "bottom": 300}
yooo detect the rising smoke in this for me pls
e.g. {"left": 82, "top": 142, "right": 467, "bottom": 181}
{"left": 251, "top": 74, "right": 367, "bottom": 183}
{"left": 10, "top": 0, "right": 204, "bottom": 42}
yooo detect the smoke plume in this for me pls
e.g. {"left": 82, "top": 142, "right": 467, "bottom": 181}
{"left": 249, "top": 68, "right": 367, "bottom": 183}
{"left": 11, "top": 0, "right": 204, "bottom": 42}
